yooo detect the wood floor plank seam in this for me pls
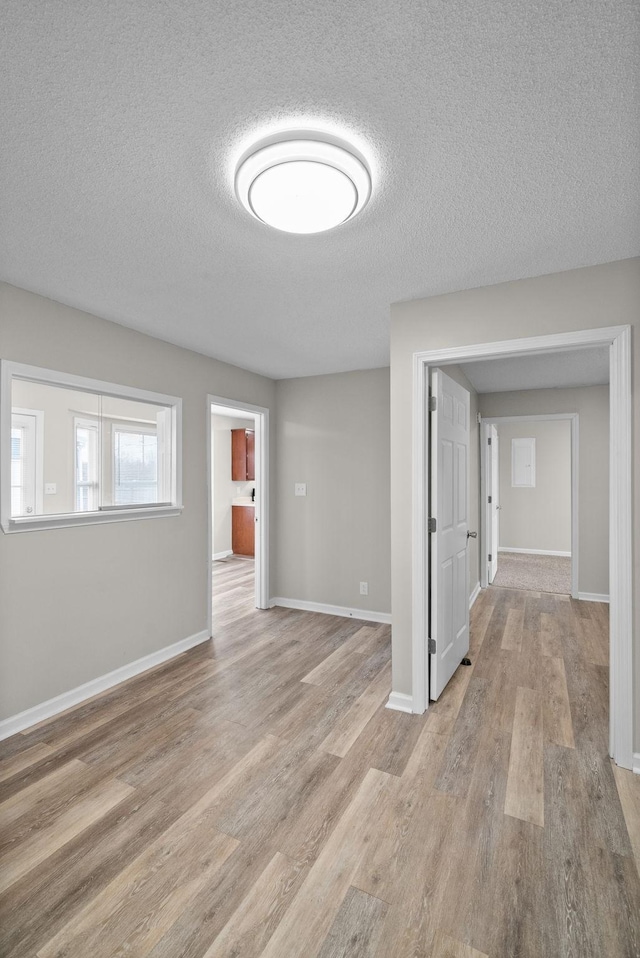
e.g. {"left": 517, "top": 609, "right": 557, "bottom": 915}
{"left": 1, "top": 565, "right": 637, "bottom": 958}
{"left": 0, "top": 776, "right": 135, "bottom": 897}
{"left": 504, "top": 685, "right": 545, "bottom": 827}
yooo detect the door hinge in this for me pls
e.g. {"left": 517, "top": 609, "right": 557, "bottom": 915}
{"left": 488, "top": 437, "right": 492, "bottom": 445}
{"left": 488, "top": 554, "right": 492, "bottom": 562}
{"left": 488, "top": 495, "right": 492, "bottom": 503}
{"left": 429, "top": 396, "right": 437, "bottom": 412}
{"left": 428, "top": 638, "right": 436, "bottom": 654}
{"left": 428, "top": 517, "right": 437, "bottom": 533}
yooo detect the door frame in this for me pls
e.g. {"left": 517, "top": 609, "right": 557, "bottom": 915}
{"left": 206, "top": 395, "right": 270, "bottom": 633}
{"left": 12, "top": 406, "right": 44, "bottom": 515}
{"left": 411, "top": 325, "right": 633, "bottom": 770}
{"left": 480, "top": 413, "right": 579, "bottom": 598}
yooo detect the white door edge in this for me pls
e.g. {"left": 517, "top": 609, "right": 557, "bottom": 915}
{"left": 429, "top": 368, "right": 471, "bottom": 701}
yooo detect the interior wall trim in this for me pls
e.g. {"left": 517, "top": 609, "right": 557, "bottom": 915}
{"left": 469, "top": 582, "right": 482, "bottom": 607}
{"left": 212, "top": 550, "right": 234, "bottom": 561}
{"left": 498, "top": 547, "right": 572, "bottom": 557}
{"left": 270, "top": 597, "right": 391, "bottom": 625}
{"left": 0, "top": 629, "right": 211, "bottom": 741}
{"left": 385, "top": 691, "right": 414, "bottom": 713}
{"left": 578, "top": 592, "right": 610, "bottom": 604}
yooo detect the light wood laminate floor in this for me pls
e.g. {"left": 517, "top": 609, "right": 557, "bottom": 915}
{"left": 1, "top": 560, "right": 639, "bottom": 957}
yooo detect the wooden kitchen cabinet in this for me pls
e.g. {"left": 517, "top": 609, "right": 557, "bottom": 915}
{"left": 232, "top": 505, "right": 255, "bottom": 556}
{"left": 231, "top": 428, "right": 255, "bottom": 481}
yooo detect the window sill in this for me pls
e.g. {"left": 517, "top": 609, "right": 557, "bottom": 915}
{"left": 1, "top": 504, "right": 183, "bottom": 534}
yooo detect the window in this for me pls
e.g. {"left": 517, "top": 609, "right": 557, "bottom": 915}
{"left": 113, "top": 424, "right": 158, "bottom": 505}
{"left": 1, "top": 362, "right": 182, "bottom": 532}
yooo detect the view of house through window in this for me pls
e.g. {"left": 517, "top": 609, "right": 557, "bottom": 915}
{"left": 113, "top": 425, "right": 158, "bottom": 505}
{"left": 10, "top": 377, "right": 173, "bottom": 519}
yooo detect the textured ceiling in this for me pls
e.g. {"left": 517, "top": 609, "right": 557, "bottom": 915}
{"left": 459, "top": 346, "right": 610, "bottom": 393}
{"left": 1, "top": 1, "right": 638, "bottom": 379}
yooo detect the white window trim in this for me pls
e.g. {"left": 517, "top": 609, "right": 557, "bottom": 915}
{"left": 1, "top": 361, "right": 183, "bottom": 533}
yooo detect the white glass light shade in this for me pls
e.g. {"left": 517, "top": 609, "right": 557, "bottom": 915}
{"left": 235, "top": 138, "right": 371, "bottom": 233}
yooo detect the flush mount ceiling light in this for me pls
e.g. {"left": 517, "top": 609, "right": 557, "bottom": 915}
{"left": 235, "top": 135, "right": 372, "bottom": 234}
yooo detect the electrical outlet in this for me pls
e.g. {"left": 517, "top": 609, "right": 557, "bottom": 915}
{"left": 45, "top": 483, "right": 57, "bottom": 495}
{"left": 294, "top": 483, "right": 307, "bottom": 497}
{"left": 359, "top": 581, "right": 368, "bottom": 596}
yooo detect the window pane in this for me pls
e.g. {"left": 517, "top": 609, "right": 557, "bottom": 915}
{"left": 113, "top": 429, "right": 158, "bottom": 504}
{"left": 101, "top": 395, "right": 167, "bottom": 508}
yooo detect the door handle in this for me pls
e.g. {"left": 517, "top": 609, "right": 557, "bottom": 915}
{"left": 467, "top": 531, "right": 477, "bottom": 539}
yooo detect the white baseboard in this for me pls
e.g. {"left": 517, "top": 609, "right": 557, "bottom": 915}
{"left": 578, "top": 592, "right": 610, "bottom": 604}
{"left": 212, "top": 550, "right": 233, "bottom": 561}
{"left": 0, "top": 629, "right": 211, "bottom": 742}
{"left": 270, "top": 597, "right": 391, "bottom": 625}
{"left": 498, "top": 547, "right": 572, "bottom": 557}
{"left": 385, "top": 691, "right": 414, "bottom": 713}
{"left": 469, "top": 582, "right": 481, "bottom": 608}
{"left": 633, "top": 754, "right": 640, "bottom": 775}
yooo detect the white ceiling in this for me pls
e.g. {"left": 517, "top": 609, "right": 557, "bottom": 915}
{"left": 210, "top": 404, "right": 257, "bottom": 422}
{"left": 458, "top": 345, "right": 610, "bottom": 393}
{"left": 1, "top": 1, "right": 638, "bottom": 380}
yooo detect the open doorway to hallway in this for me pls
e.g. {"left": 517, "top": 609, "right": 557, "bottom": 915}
{"left": 481, "top": 414, "right": 578, "bottom": 598}
{"left": 411, "top": 325, "right": 632, "bottom": 770}
{"left": 207, "top": 396, "right": 270, "bottom": 637}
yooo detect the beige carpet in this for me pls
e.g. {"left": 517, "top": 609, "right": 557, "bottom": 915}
{"left": 491, "top": 551, "right": 572, "bottom": 595}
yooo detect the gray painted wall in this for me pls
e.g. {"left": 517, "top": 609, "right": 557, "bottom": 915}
{"left": 275, "top": 368, "right": 391, "bottom": 615}
{"left": 389, "top": 258, "right": 639, "bottom": 749}
{"left": 0, "top": 282, "right": 276, "bottom": 721}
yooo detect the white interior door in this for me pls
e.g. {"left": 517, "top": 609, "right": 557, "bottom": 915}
{"left": 429, "top": 369, "right": 470, "bottom": 701}
{"left": 488, "top": 424, "right": 499, "bottom": 583}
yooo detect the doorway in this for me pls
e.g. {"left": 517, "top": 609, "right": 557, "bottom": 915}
{"left": 207, "top": 395, "right": 269, "bottom": 637}
{"left": 411, "top": 325, "right": 633, "bottom": 770}
{"left": 480, "top": 414, "right": 578, "bottom": 598}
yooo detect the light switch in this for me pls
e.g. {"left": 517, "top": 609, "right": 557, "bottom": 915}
{"left": 294, "top": 483, "right": 307, "bottom": 497}
{"left": 45, "top": 483, "right": 57, "bottom": 495}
